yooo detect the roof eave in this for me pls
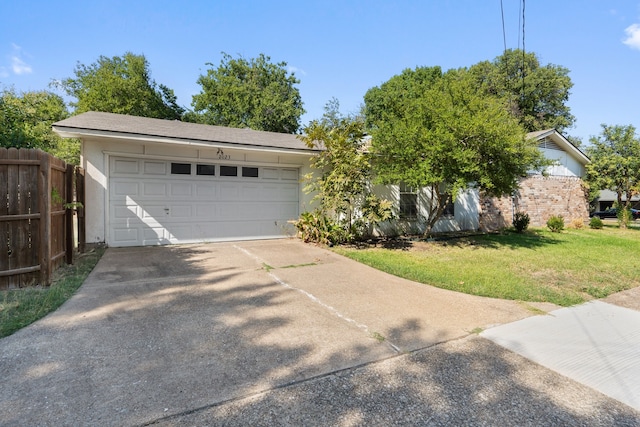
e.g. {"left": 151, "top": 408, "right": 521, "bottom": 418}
{"left": 52, "top": 125, "right": 320, "bottom": 156}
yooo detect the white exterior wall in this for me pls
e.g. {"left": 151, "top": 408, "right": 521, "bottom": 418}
{"left": 81, "top": 137, "right": 314, "bottom": 245}
{"left": 538, "top": 147, "right": 585, "bottom": 178}
{"left": 372, "top": 184, "right": 480, "bottom": 236}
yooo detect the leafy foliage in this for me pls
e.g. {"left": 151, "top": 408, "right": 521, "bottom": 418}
{"left": 512, "top": 211, "right": 530, "bottom": 233}
{"left": 190, "top": 53, "right": 304, "bottom": 133}
{"left": 0, "top": 88, "right": 80, "bottom": 164}
{"left": 293, "top": 210, "right": 345, "bottom": 246}
{"left": 588, "top": 216, "right": 603, "bottom": 229}
{"left": 364, "top": 67, "right": 546, "bottom": 236}
{"left": 61, "top": 52, "right": 184, "bottom": 119}
{"left": 298, "top": 99, "right": 393, "bottom": 243}
{"left": 468, "top": 49, "right": 575, "bottom": 133}
{"left": 546, "top": 215, "right": 565, "bottom": 232}
{"left": 586, "top": 124, "right": 640, "bottom": 229}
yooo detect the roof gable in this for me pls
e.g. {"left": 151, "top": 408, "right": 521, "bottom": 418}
{"left": 53, "top": 111, "right": 317, "bottom": 153}
{"left": 527, "top": 129, "right": 590, "bottom": 166}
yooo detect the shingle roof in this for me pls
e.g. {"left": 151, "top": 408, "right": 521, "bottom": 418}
{"left": 52, "top": 111, "right": 317, "bottom": 152}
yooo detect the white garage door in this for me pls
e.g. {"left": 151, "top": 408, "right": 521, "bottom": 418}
{"left": 108, "top": 157, "right": 300, "bottom": 247}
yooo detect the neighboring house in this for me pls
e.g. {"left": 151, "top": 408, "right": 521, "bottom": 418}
{"left": 52, "top": 113, "right": 589, "bottom": 247}
{"left": 593, "top": 189, "right": 640, "bottom": 211}
{"left": 479, "top": 129, "right": 591, "bottom": 230}
{"left": 53, "top": 112, "right": 319, "bottom": 247}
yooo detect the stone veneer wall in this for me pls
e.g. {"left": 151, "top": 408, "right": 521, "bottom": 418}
{"left": 479, "top": 175, "right": 589, "bottom": 231}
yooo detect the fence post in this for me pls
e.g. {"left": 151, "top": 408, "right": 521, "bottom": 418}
{"left": 76, "top": 167, "right": 86, "bottom": 253}
{"left": 65, "top": 163, "right": 74, "bottom": 264}
{"left": 38, "top": 151, "right": 51, "bottom": 285}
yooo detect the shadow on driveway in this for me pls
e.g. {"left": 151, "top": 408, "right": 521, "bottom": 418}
{"left": 0, "top": 240, "right": 637, "bottom": 426}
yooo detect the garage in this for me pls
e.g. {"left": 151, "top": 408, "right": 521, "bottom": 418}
{"left": 109, "top": 157, "right": 300, "bottom": 246}
{"left": 52, "top": 111, "right": 317, "bottom": 248}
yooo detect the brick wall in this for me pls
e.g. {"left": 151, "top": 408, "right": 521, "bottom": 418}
{"left": 479, "top": 175, "right": 589, "bottom": 231}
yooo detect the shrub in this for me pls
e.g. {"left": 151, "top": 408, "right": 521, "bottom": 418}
{"left": 546, "top": 215, "right": 565, "bottom": 233}
{"left": 617, "top": 206, "right": 633, "bottom": 228}
{"left": 569, "top": 218, "right": 584, "bottom": 229}
{"left": 512, "top": 211, "right": 530, "bottom": 233}
{"left": 589, "top": 216, "right": 604, "bottom": 229}
{"left": 293, "top": 210, "right": 346, "bottom": 245}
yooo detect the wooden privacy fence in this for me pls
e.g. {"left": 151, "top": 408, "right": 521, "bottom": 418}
{"left": 0, "top": 148, "right": 85, "bottom": 290}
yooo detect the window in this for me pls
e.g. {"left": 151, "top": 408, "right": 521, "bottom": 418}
{"left": 171, "top": 163, "right": 191, "bottom": 175}
{"left": 442, "top": 199, "right": 455, "bottom": 217}
{"left": 219, "top": 165, "right": 238, "bottom": 177}
{"left": 399, "top": 182, "right": 418, "bottom": 219}
{"left": 242, "top": 167, "right": 259, "bottom": 178}
{"left": 196, "top": 164, "right": 215, "bottom": 176}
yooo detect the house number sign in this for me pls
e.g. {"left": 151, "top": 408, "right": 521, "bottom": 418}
{"left": 217, "top": 148, "right": 230, "bottom": 160}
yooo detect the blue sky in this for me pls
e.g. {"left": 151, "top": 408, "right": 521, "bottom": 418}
{"left": 2, "top": 1, "right": 639, "bottom": 144}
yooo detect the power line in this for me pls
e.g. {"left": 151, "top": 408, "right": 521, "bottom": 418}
{"left": 522, "top": 0, "right": 526, "bottom": 101}
{"left": 500, "top": 0, "right": 507, "bottom": 54}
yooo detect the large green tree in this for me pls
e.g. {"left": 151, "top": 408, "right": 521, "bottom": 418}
{"left": 190, "top": 53, "right": 304, "bottom": 133}
{"left": 364, "top": 67, "right": 545, "bottom": 236}
{"left": 586, "top": 124, "right": 640, "bottom": 228}
{"left": 0, "top": 88, "right": 79, "bottom": 163}
{"left": 468, "top": 49, "right": 575, "bottom": 134}
{"left": 61, "top": 52, "right": 184, "bottom": 119}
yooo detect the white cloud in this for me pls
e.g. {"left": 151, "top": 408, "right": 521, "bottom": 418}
{"left": 623, "top": 23, "right": 640, "bottom": 50}
{"left": 3, "top": 43, "right": 33, "bottom": 76}
{"left": 11, "top": 55, "right": 32, "bottom": 75}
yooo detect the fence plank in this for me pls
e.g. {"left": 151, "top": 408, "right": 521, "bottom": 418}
{"left": 65, "top": 164, "right": 74, "bottom": 264}
{"left": 0, "top": 149, "right": 78, "bottom": 289}
{"left": 0, "top": 148, "right": 7, "bottom": 289}
{"left": 39, "top": 150, "right": 51, "bottom": 286}
{"left": 76, "top": 167, "right": 85, "bottom": 253}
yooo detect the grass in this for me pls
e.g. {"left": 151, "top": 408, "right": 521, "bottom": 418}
{"left": 335, "top": 226, "right": 640, "bottom": 307}
{"left": 0, "top": 247, "right": 105, "bottom": 338}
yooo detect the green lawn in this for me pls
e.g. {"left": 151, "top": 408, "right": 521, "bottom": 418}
{"left": 0, "top": 248, "right": 104, "bottom": 338}
{"left": 334, "top": 226, "right": 640, "bottom": 306}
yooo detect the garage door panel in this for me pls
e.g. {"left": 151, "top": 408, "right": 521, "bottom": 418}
{"left": 143, "top": 161, "right": 167, "bottom": 175}
{"left": 195, "top": 204, "right": 217, "bottom": 218}
{"left": 169, "top": 205, "right": 192, "bottom": 218}
{"left": 113, "top": 159, "right": 139, "bottom": 174}
{"left": 196, "top": 183, "right": 217, "bottom": 197}
{"left": 241, "top": 184, "right": 260, "bottom": 199}
{"left": 113, "top": 181, "right": 139, "bottom": 196}
{"left": 170, "top": 183, "right": 193, "bottom": 197}
{"left": 142, "top": 182, "right": 167, "bottom": 196}
{"left": 219, "top": 183, "right": 241, "bottom": 200}
{"left": 112, "top": 205, "right": 139, "bottom": 220}
{"left": 113, "top": 227, "right": 139, "bottom": 245}
{"left": 108, "top": 157, "right": 299, "bottom": 246}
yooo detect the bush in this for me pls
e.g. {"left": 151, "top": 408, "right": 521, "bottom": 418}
{"left": 546, "top": 215, "right": 565, "bottom": 233}
{"left": 589, "top": 216, "right": 604, "bottom": 229}
{"left": 617, "top": 206, "right": 634, "bottom": 227}
{"left": 512, "top": 211, "right": 530, "bottom": 233}
{"left": 569, "top": 218, "right": 584, "bottom": 229}
{"left": 293, "top": 210, "right": 346, "bottom": 245}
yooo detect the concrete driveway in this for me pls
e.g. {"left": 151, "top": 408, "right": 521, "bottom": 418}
{"left": 1, "top": 239, "right": 638, "bottom": 426}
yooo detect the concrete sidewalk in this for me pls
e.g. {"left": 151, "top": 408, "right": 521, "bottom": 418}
{"left": 0, "top": 239, "right": 638, "bottom": 426}
{"left": 481, "top": 300, "right": 640, "bottom": 411}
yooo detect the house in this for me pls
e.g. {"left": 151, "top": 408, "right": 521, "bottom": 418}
{"left": 53, "top": 113, "right": 589, "bottom": 248}
{"left": 479, "top": 129, "right": 591, "bottom": 230}
{"left": 593, "top": 189, "right": 640, "bottom": 211}
{"left": 53, "top": 112, "right": 319, "bottom": 247}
